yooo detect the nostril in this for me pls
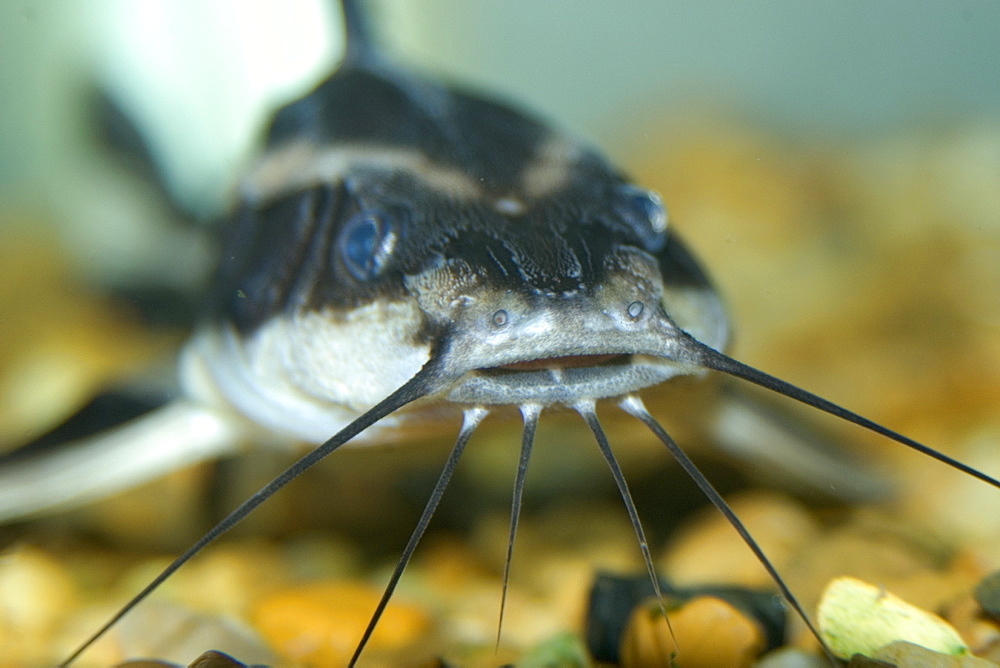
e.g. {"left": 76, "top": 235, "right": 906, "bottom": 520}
{"left": 627, "top": 301, "right": 644, "bottom": 319}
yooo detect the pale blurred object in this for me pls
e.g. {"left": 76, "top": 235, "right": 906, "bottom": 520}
{"left": 817, "top": 576, "right": 968, "bottom": 659}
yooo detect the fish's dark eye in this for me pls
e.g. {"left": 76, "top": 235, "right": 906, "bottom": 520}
{"left": 615, "top": 184, "right": 668, "bottom": 251}
{"left": 338, "top": 210, "right": 395, "bottom": 281}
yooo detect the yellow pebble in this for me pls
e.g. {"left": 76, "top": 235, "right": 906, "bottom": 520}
{"left": 661, "top": 492, "right": 818, "bottom": 589}
{"left": 620, "top": 595, "right": 765, "bottom": 668}
{"left": 250, "top": 581, "right": 430, "bottom": 665}
{"left": 0, "top": 545, "right": 79, "bottom": 665}
{"left": 817, "top": 576, "right": 968, "bottom": 659}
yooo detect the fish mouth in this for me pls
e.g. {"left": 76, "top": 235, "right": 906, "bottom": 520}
{"left": 492, "top": 353, "right": 628, "bottom": 373}
{"left": 445, "top": 352, "right": 692, "bottom": 406}
{"left": 435, "top": 286, "right": 722, "bottom": 406}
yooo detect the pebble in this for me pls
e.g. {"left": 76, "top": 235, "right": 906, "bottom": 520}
{"left": 515, "top": 631, "right": 591, "bottom": 668}
{"left": 187, "top": 649, "right": 253, "bottom": 668}
{"left": 110, "top": 602, "right": 275, "bottom": 666}
{"left": 0, "top": 544, "right": 79, "bottom": 666}
{"left": 249, "top": 581, "right": 431, "bottom": 665}
{"left": 975, "top": 571, "right": 1000, "bottom": 621}
{"left": 115, "top": 649, "right": 255, "bottom": 668}
{"left": 851, "top": 640, "right": 998, "bottom": 667}
{"left": 619, "top": 595, "right": 765, "bottom": 668}
{"left": 943, "top": 594, "right": 1000, "bottom": 662}
{"left": 755, "top": 646, "right": 829, "bottom": 668}
{"left": 659, "top": 491, "right": 819, "bottom": 589}
{"left": 818, "top": 576, "right": 968, "bottom": 659}
{"left": 162, "top": 542, "right": 289, "bottom": 619}
{"left": 779, "top": 513, "right": 955, "bottom": 620}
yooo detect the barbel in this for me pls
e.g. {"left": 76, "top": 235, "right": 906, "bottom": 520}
{"left": 1, "top": 1, "right": 997, "bottom": 665}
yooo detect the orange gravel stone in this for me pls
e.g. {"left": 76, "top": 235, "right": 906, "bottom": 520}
{"left": 661, "top": 492, "right": 819, "bottom": 589}
{"left": 250, "top": 581, "right": 431, "bottom": 665}
{"left": 619, "top": 595, "right": 765, "bottom": 668}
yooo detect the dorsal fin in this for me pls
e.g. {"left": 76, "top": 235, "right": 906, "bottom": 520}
{"left": 341, "top": 0, "right": 378, "bottom": 67}
{"left": 259, "top": 0, "right": 588, "bottom": 195}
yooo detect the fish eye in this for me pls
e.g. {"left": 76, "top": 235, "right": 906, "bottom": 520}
{"left": 338, "top": 210, "right": 396, "bottom": 281}
{"left": 615, "top": 184, "right": 668, "bottom": 250}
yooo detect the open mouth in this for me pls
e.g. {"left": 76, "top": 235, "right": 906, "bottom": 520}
{"left": 448, "top": 352, "right": 684, "bottom": 406}
{"left": 489, "top": 353, "right": 630, "bottom": 374}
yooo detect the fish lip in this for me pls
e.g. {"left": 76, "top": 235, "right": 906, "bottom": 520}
{"left": 444, "top": 352, "right": 693, "bottom": 406}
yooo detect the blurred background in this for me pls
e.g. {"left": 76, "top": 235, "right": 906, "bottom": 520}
{"left": 1, "top": 2, "right": 999, "bottom": 665}
{"left": 4, "top": 0, "right": 1000, "bottom": 219}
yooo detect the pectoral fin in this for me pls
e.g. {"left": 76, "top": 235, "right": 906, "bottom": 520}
{"left": 0, "top": 400, "right": 246, "bottom": 522}
{"left": 704, "top": 385, "right": 890, "bottom": 503}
